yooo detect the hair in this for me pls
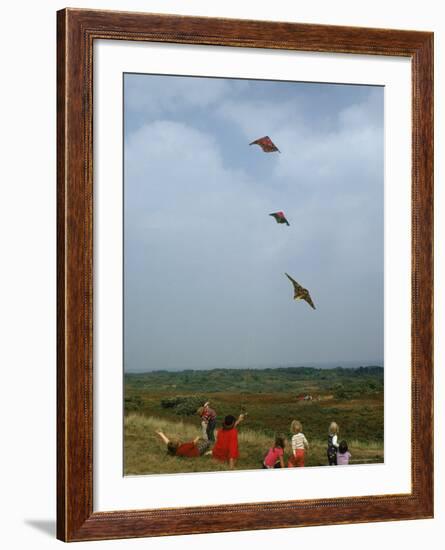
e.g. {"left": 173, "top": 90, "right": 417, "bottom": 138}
{"left": 196, "top": 406, "right": 204, "bottom": 416}
{"left": 329, "top": 422, "right": 339, "bottom": 434}
{"left": 274, "top": 435, "right": 286, "bottom": 449}
{"left": 290, "top": 420, "right": 302, "bottom": 434}
{"left": 166, "top": 440, "right": 180, "bottom": 456}
{"left": 339, "top": 440, "right": 348, "bottom": 454}
{"left": 223, "top": 414, "right": 236, "bottom": 430}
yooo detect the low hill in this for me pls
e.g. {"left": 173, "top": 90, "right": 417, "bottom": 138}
{"left": 125, "top": 366, "right": 384, "bottom": 395}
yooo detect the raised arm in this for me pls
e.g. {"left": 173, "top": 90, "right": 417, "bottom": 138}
{"left": 155, "top": 430, "right": 170, "bottom": 445}
{"left": 234, "top": 413, "right": 245, "bottom": 428}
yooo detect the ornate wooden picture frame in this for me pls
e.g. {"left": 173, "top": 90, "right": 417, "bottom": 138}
{"left": 57, "top": 8, "right": 433, "bottom": 542}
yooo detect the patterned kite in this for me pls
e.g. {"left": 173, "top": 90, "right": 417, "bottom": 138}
{"left": 249, "top": 136, "right": 280, "bottom": 153}
{"left": 285, "top": 273, "right": 316, "bottom": 310}
{"left": 269, "top": 211, "right": 290, "bottom": 226}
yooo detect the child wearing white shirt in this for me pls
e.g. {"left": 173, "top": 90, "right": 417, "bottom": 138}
{"left": 288, "top": 420, "right": 309, "bottom": 467}
{"left": 327, "top": 421, "right": 340, "bottom": 465}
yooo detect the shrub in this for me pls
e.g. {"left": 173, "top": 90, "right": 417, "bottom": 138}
{"left": 160, "top": 395, "right": 204, "bottom": 416}
{"left": 125, "top": 396, "right": 143, "bottom": 413}
{"left": 174, "top": 396, "right": 204, "bottom": 416}
{"left": 160, "top": 396, "right": 186, "bottom": 409}
{"left": 333, "top": 383, "right": 349, "bottom": 399}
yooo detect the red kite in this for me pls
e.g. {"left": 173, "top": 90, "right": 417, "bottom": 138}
{"left": 270, "top": 211, "right": 290, "bottom": 226}
{"left": 249, "top": 136, "right": 280, "bottom": 153}
{"left": 285, "top": 273, "right": 316, "bottom": 310}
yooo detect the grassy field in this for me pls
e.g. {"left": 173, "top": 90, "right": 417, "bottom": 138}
{"left": 125, "top": 414, "right": 383, "bottom": 475}
{"left": 124, "top": 366, "right": 384, "bottom": 475}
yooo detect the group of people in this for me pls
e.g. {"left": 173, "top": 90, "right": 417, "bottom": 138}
{"left": 154, "top": 402, "right": 352, "bottom": 470}
{"left": 264, "top": 420, "right": 351, "bottom": 468}
{"left": 155, "top": 409, "right": 245, "bottom": 469}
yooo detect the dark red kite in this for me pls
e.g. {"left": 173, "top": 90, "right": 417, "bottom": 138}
{"left": 270, "top": 211, "right": 290, "bottom": 226}
{"left": 285, "top": 273, "right": 316, "bottom": 310}
{"left": 249, "top": 136, "right": 280, "bottom": 153}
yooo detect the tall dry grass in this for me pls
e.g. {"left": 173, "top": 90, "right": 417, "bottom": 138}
{"left": 124, "top": 414, "right": 383, "bottom": 476}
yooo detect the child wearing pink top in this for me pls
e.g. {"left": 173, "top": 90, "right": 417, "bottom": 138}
{"left": 263, "top": 435, "right": 286, "bottom": 469}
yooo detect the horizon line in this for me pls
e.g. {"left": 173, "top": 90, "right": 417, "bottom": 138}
{"left": 125, "top": 363, "right": 384, "bottom": 374}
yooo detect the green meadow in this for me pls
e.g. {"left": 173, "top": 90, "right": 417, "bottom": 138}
{"left": 124, "top": 366, "right": 384, "bottom": 475}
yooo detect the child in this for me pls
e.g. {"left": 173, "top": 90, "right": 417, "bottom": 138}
{"left": 212, "top": 413, "right": 245, "bottom": 469}
{"left": 288, "top": 420, "right": 309, "bottom": 467}
{"left": 201, "top": 401, "right": 217, "bottom": 442}
{"left": 327, "top": 422, "right": 340, "bottom": 465}
{"left": 155, "top": 429, "right": 210, "bottom": 458}
{"left": 263, "top": 435, "right": 286, "bottom": 469}
{"left": 337, "top": 440, "right": 352, "bottom": 465}
{"left": 196, "top": 407, "right": 208, "bottom": 440}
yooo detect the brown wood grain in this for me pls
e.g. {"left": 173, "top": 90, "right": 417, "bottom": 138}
{"left": 57, "top": 8, "right": 434, "bottom": 542}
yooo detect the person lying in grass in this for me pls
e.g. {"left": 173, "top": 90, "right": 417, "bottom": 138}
{"left": 155, "top": 429, "right": 210, "bottom": 458}
{"left": 212, "top": 413, "right": 245, "bottom": 469}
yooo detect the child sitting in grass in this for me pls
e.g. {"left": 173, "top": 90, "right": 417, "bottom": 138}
{"left": 155, "top": 429, "right": 210, "bottom": 458}
{"left": 337, "top": 440, "right": 352, "bottom": 465}
{"left": 263, "top": 435, "right": 286, "bottom": 469}
{"left": 327, "top": 421, "right": 340, "bottom": 465}
{"left": 288, "top": 420, "right": 309, "bottom": 467}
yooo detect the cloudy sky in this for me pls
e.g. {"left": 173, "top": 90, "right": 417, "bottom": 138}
{"left": 123, "top": 73, "right": 384, "bottom": 372}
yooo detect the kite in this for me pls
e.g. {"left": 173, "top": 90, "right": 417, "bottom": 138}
{"left": 249, "top": 136, "right": 280, "bottom": 153}
{"left": 269, "top": 211, "right": 290, "bottom": 226}
{"left": 285, "top": 273, "right": 316, "bottom": 310}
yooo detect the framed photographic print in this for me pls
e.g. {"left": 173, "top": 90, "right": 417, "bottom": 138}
{"left": 57, "top": 8, "right": 433, "bottom": 542}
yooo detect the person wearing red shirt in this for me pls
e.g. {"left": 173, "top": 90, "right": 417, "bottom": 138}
{"left": 197, "top": 401, "right": 217, "bottom": 442}
{"left": 212, "top": 413, "right": 245, "bottom": 469}
{"left": 263, "top": 435, "right": 286, "bottom": 468}
{"left": 201, "top": 401, "right": 217, "bottom": 441}
{"left": 155, "top": 429, "right": 210, "bottom": 457}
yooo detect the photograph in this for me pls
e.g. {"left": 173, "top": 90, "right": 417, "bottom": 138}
{"left": 0, "top": 0, "right": 439, "bottom": 546}
{"left": 123, "top": 73, "right": 384, "bottom": 475}
{"left": 52, "top": 4, "right": 433, "bottom": 542}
